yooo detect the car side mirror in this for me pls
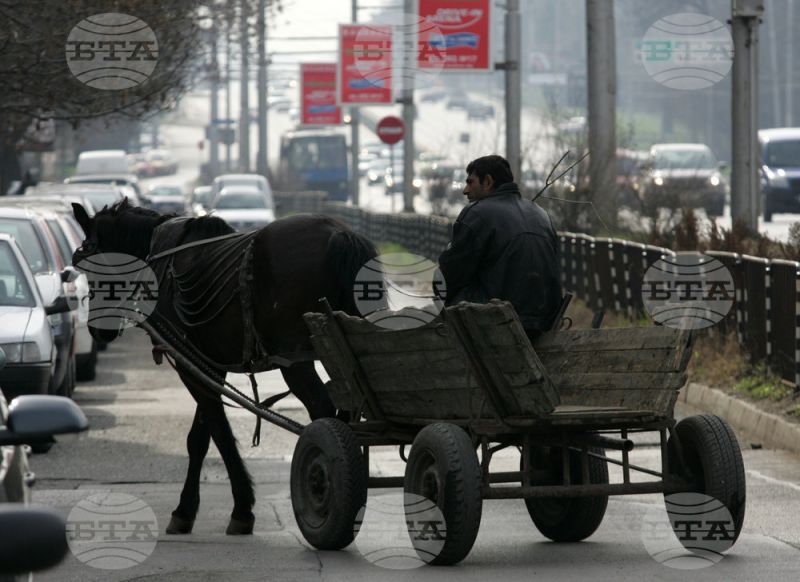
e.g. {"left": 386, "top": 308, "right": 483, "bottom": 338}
{"left": 718, "top": 161, "right": 729, "bottom": 171}
{"left": 34, "top": 273, "right": 61, "bottom": 307}
{"left": 0, "top": 395, "right": 88, "bottom": 445}
{"left": 0, "top": 507, "right": 69, "bottom": 575}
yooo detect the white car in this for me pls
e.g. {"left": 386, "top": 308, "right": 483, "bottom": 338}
{"left": 75, "top": 150, "right": 130, "bottom": 176}
{"left": 64, "top": 174, "right": 143, "bottom": 201}
{"left": 210, "top": 186, "right": 275, "bottom": 231}
{"left": 211, "top": 174, "right": 272, "bottom": 199}
{"left": 142, "top": 184, "right": 186, "bottom": 215}
{"left": 0, "top": 234, "right": 65, "bottom": 400}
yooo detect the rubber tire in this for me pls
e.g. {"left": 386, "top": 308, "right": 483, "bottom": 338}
{"left": 76, "top": 340, "right": 98, "bottom": 382}
{"left": 404, "top": 423, "right": 482, "bottom": 565}
{"left": 56, "top": 356, "right": 76, "bottom": 398}
{"left": 524, "top": 446, "right": 609, "bottom": 542}
{"left": 290, "top": 418, "right": 367, "bottom": 551}
{"left": 666, "top": 414, "right": 746, "bottom": 545}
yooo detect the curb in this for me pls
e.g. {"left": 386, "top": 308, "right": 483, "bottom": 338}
{"left": 679, "top": 383, "right": 800, "bottom": 455}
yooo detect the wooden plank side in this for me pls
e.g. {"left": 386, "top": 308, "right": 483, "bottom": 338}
{"left": 552, "top": 371, "right": 688, "bottom": 392}
{"left": 533, "top": 327, "right": 685, "bottom": 352}
{"left": 539, "top": 349, "right": 684, "bottom": 374}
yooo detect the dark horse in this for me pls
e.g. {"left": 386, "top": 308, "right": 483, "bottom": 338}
{"left": 71, "top": 199, "right": 377, "bottom": 535}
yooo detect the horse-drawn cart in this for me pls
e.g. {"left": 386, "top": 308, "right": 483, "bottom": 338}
{"left": 293, "top": 299, "right": 746, "bottom": 565}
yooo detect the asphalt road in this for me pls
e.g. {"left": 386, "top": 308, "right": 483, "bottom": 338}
{"left": 26, "top": 327, "right": 800, "bottom": 582}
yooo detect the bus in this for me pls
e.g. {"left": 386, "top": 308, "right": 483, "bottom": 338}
{"left": 276, "top": 129, "right": 349, "bottom": 201}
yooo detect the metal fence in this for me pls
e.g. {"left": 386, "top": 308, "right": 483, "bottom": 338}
{"left": 274, "top": 194, "right": 800, "bottom": 387}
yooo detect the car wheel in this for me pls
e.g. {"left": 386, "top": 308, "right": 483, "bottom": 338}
{"left": 76, "top": 340, "right": 98, "bottom": 382}
{"left": 56, "top": 356, "right": 76, "bottom": 398}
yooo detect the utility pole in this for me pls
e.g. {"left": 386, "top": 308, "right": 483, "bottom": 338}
{"left": 209, "top": 23, "right": 220, "bottom": 180}
{"left": 504, "top": 0, "right": 522, "bottom": 184}
{"left": 401, "top": 0, "right": 415, "bottom": 213}
{"left": 787, "top": 0, "right": 795, "bottom": 126}
{"left": 239, "top": 0, "right": 251, "bottom": 172}
{"left": 225, "top": 25, "right": 233, "bottom": 172}
{"left": 730, "top": 0, "right": 763, "bottom": 230}
{"left": 585, "top": 0, "right": 617, "bottom": 229}
{"left": 350, "top": 0, "right": 361, "bottom": 206}
{"left": 256, "top": 0, "right": 268, "bottom": 177}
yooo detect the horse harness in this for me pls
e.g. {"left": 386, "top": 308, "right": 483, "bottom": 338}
{"left": 144, "top": 218, "right": 298, "bottom": 445}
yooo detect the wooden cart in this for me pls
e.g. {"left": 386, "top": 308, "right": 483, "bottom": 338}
{"left": 291, "top": 299, "right": 746, "bottom": 565}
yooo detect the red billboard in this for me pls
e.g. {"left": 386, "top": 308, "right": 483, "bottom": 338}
{"left": 418, "top": 0, "right": 492, "bottom": 71}
{"left": 300, "top": 63, "right": 341, "bottom": 126}
{"left": 338, "top": 24, "right": 393, "bottom": 105}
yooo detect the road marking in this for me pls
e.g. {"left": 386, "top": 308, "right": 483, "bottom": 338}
{"left": 747, "top": 469, "right": 800, "bottom": 493}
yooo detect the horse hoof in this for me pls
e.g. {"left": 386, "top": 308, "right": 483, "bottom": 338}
{"left": 166, "top": 515, "right": 194, "bottom": 534}
{"left": 226, "top": 515, "right": 254, "bottom": 535}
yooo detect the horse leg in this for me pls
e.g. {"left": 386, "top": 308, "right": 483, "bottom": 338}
{"left": 173, "top": 366, "right": 256, "bottom": 535}
{"left": 280, "top": 361, "right": 335, "bottom": 420}
{"left": 166, "top": 405, "right": 210, "bottom": 534}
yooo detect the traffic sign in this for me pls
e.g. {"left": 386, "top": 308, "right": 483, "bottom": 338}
{"left": 376, "top": 116, "right": 404, "bottom": 145}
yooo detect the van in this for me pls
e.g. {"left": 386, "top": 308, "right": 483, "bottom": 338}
{"left": 75, "top": 150, "right": 130, "bottom": 176}
{"left": 759, "top": 128, "right": 800, "bottom": 221}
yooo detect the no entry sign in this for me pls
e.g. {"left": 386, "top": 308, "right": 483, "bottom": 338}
{"left": 376, "top": 116, "right": 404, "bottom": 145}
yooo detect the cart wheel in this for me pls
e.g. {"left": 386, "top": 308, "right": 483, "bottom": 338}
{"left": 666, "top": 414, "right": 746, "bottom": 545}
{"left": 404, "top": 423, "right": 482, "bottom": 565}
{"left": 290, "top": 418, "right": 367, "bottom": 550}
{"left": 523, "top": 446, "right": 609, "bottom": 542}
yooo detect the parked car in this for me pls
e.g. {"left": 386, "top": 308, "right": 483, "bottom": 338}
{"left": 1, "top": 356, "right": 89, "bottom": 576}
{"left": 446, "top": 95, "right": 470, "bottom": 110}
{"left": 127, "top": 152, "right": 154, "bottom": 178}
{"left": 640, "top": 143, "right": 728, "bottom": 217}
{"left": 384, "top": 165, "right": 422, "bottom": 197}
{"left": 141, "top": 184, "right": 186, "bottom": 215}
{"left": 188, "top": 185, "right": 214, "bottom": 216}
{"left": 0, "top": 208, "right": 77, "bottom": 399}
{"left": 210, "top": 186, "right": 275, "bottom": 231}
{"left": 57, "top": 181, "right": 140, "bottom": 209}
{"left": 211, "top": 173, "right": 272, "bottom": 199}
{"left": 466, "top": 101, "right": 495, "bottom": 120}
{"left": 64, "top": 173, "right": 143, "bottom": 199}
{"left": 759, "top": 127, "right": 800, "bottom": 221}
{"left": 0, "top": 235, "right": 66, "bottom": 402}
{"left": 5, "top": 187, "right": 98, "bottom": 217}
{"left": 144, "top": 149, "right": 178, "bottom": 176}
{"left": 75, "top": 150, "right": 131, "bottom": 176}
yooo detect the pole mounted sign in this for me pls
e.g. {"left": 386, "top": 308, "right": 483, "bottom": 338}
{"left": 300, "top": 63, "right": 341, "bottom": 126}
{"left": 417, "top": 0, "right": 492, "bottom": 72}
{"left": 376, "top": 116, "right": 405, "bottom": 145}
{"left": 338, "top": 24, "right": 394, "bottom": 105}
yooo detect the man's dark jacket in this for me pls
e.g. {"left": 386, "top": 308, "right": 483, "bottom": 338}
{"left": 438, "top": 182, "right": 562, "bottom": 331}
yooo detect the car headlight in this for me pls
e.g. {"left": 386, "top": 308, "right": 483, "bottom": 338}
{"left": 764, "top": 167, "right": 790, "bottom": 189}
{"left": 0, "top": 342, "right": 41, "bottom": 363}
{"left": 412, "top": 178, "right": 422, "bottom": 188}
{"left": 653, "top": 176, "right": 664, "bottom": 186}
{"left": 386, "top": 177, "right": 394, "bottom": 187}
{"left": 709, "top": 175, "right": 721, "bottom": 187}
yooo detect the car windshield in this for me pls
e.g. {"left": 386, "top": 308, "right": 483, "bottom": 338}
{"left": 149, "top": 186, "right": 182, "bottom": 197}
{"left": 764, "top": 139, "right": 800, "bottom": 168}
{"left": 288, "top": 137, "right": 346, "bottom": 170}
{"left": 654, "top": 149, "right": 717, "bottom": 170}
{"left": 82, "top": 191, "right": 121, "bottom": 209}
{"left": 220, "top": 179, "right": 263, "bottom": 192}
{"left": 0, "top": 219, "right": 49, "bottom": 274}
{"left": 214, "top": 194, "right": 270, "bottom": 209}
{"left": 0, "top": 242, "right": 35, "bottom": 307}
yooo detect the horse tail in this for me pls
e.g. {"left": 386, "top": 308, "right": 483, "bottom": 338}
{"left": 325, "top": 227, "right": 380, "bottom": 315}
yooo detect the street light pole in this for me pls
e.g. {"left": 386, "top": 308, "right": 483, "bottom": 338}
{"left": 350, "top": 0, "right": 361, "bottom": 206}
{"left": 401, "top": 0, "right": 416, "bottom": 213}
{"left": 504, "top": 0, "right": 522, "bottom": 184}
{"left": 239, "top": 0, "right": 251, "bottom": 172}
{"left": 256, "top": 0, "right": 268, "bottom": 177}
{"left": 209, "top": 24, "right": 220, "bottom": 180}
{"left": 225, "top": 24, "right": 232, "bottom": 172}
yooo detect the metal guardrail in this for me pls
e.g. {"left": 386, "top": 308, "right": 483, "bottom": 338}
{"left": 273, "top": 194, "right": 800, "bottom": 388}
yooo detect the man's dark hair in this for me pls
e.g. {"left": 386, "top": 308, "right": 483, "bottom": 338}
{"left": 466, "top": 155, "right": 514, "bottom": 187}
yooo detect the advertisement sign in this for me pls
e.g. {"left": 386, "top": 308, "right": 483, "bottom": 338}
{"left": 338, "top": 24, "right": 393, "bottom": 105}
{"left": 417, "top": 0, "right": 492, "bottom": 71}
{"left": 300, "top": 63, "right": 341, "bottom": 126}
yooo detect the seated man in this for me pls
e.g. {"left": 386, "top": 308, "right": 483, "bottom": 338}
{"left": 438, "top": 155, "right": 562, "bottom": 338}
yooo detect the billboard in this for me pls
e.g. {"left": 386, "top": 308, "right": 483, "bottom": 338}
{"left": 300, "top": 63, "right": 341, "bottom": 126}
{"left": 338, "top": 24, "right": 393, "bottom": 105}
{"left": 417, "top": 0, "right": 492, "bottom": 71}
